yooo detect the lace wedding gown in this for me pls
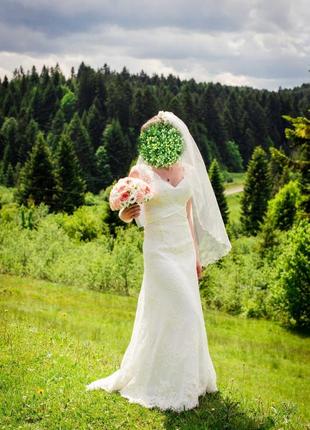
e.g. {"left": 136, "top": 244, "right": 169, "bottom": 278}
{"left": 86, "top": 162, "right": 218, "bottom": 412}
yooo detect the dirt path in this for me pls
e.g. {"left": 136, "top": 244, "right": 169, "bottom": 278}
{"left": 224, "top": 185, "right": 244, "bottom": 195}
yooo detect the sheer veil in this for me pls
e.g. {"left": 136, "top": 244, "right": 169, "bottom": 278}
{"left": 133, "top": 110, "right": 232, "bottom": 267}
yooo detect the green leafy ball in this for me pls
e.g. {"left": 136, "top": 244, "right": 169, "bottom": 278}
{"left": 138, "top": 122, "right": 185, "bottom": 167}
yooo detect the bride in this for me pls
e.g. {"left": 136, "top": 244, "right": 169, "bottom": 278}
{"left": 86, "top": 111, "right": 232, "bottom": 412}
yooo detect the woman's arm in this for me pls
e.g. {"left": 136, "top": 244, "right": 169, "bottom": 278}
{"left": 186, "top": 197, "right": 203, "bottom": 279}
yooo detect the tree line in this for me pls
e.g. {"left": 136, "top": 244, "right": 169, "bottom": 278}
{"left": 0, "top": 62, "right": 309, "bottom": 213}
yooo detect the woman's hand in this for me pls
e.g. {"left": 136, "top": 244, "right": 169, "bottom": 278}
{"left": 119, "top": 203, "right": 141, "bottom": 223}
{"left": 196, "top": 258, "right": 203, "bottom": 280}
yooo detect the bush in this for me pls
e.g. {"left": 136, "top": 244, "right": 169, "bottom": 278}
{"left": 53, "top": 205, "right": 109, "bottom": 241}
{"left": 0, "top": 185, "right": 16, "bottom": 206}
{"left": 200, "top": 235, "right": 269, "bottom": 319}
{"left": 0, "top": 210, "right": 144, "bottom": 296}
{"left": 266, "top": 219, "right": 310, "bottom": 330}
{"left": 258, "top": 180, "right": 302, "bottom": 258}
{"left": 265, "top": 180, "right": 301, "bottom": 230}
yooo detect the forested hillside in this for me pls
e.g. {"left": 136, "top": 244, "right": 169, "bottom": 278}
{"left": 0, "top": 62, "right": 309, "bottom": 199}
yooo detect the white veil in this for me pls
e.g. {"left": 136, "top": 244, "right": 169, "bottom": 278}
{"left": 133, "top": 110, "right": 232, "bottom": 267}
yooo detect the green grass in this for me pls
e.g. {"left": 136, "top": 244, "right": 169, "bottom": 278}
{"left": 224, "top": 172, "right": 245, "bottom": 190}
{"left": 226, "top": 192, "right": 243, "bottom": 226}
{"left": 0, "top": 274, "right": 309, "bottom": 429}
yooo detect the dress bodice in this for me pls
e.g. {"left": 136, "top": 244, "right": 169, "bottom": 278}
{"left": 141, "top": 162, "right": 193, "bottom": 227}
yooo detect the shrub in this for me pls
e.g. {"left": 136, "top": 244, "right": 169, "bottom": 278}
{"left": 54, "top": 205, "right": 109, "bottom": 241}
{"left": 258, "top": 180, "right": 302, "bottom": 258}
{"left": 265, "top": 180, "right": 301, "bottom": 231}
{"left": 200, "top": 235, "right": 269, "bottom": 319}
{"left": 0, "top": 209, "right": 144, "bottom": 296}
{"left": 266, "top": 219, "right": 310, "bottom": 330}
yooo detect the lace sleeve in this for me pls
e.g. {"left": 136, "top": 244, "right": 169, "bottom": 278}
{"left": 129, "top": 164, "right": 153, "bottom": 184}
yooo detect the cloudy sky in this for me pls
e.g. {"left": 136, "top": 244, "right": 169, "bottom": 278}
{"left": 0, "top": 0, "right": 309, "bottom": 90}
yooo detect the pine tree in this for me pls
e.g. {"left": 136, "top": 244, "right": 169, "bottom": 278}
{"left": 18, "top": 118, "right": 39, "bottom": 164}
{"left": 282, "top": 112, "right": 310, "bottom": 216}
{"left": 41, "top": 80, "right": 59, "bottom": 131}
{"left": 4, "top": 163, "right": 15, "bottom": 187}
{"left": 29, "top": 87, "right": 44, "bottom": 128}
{"left": 86, "top": 97, "right": 104, "bottom": 150}
{"left": 95, "top": 145, "right": 113, "bottom": 189}
{"left": 240, "top": 146, "right": 271, "bottom": 235}
{"left": 101, "top": 119, "right": 132, "bottom": 179}
{"left": 67, "top": 112, "right": 98, "bottom": 192}
{"left": 60, "top": 88, "right": 77, "bottom": 122}
{"left": 47, "top": 109, "right": 65, "bottom": 152}
{"left": 209, "top": 159, "right": 229, "bottom": 225}
{"left": 54, "top": 132, "right": 86, "bottom": 213}
{"left": 1, "top": 117, "right": 20, "bottom": 166}
{"left": 224, "top": 140, "right": 244, "bottom": 172}
{"left": 129, "top": 87, "right": 158, "bottom": 131}
{"left": 77, "top": 63, "right": 96, "bottom": 114}
{"left": 16, "top": 131, "right": 58, "bottom": 210}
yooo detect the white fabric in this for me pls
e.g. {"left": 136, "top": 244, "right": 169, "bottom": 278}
{"left": 135, "top": 111, "right": 232, "bottom": 267}
{"left": 86, "top": 166, "right": 218, "bottom": 411}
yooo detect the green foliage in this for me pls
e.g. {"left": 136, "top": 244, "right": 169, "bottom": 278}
{"left": 263, "top": 180, "right": 301, "bottom": 233}
{"left": 0, "top": 117, "right": 19, "bottom": 177}
{"left": 209, "top": 159, "right": 229, "bottom": 225}
{"left": 67, "top": 112, "right": 98, "bottom": 192}
{"left": 95, "top": 145, "right": 113, "bottom": 190}
{"left": 110, "top": 225, "right": 144, "bottom": 295}
{"left": 224, "top": 140, "right": 244, "bottom": 172}
{"left": 1, "top": 63, "right": 309, "bottom": 211}
{"left": 101, "top": 119, "right": 132, "bottom": 179}
{"left": 283, "top": 113, "right": 310, "bottom": 140}
{"left": 266, "top": 220, "right": 310, "bottom": 330}
{"left": 17, "top": 118, "right": 39, "bottom": 164}
{"left": 0, "top": 202, "right": 20, "bottom": 224}
{"left": 19, "top": 203, "right": 49, "bottom": 230}
{"left": 15, "top": 131, "right": 58, "bottom": 211}
{"left": 60, "top": 87, "right": 77, "bottom": 122}
{"left": 86, "top": 97, "right": 105, "bottom": 150}
{"left": 47, "top": 109, "right": 65, "bottom": 152}
{"left": 282, "top": 111, "right": 310, "bottom": 216}
{"left": 53, "top": 205, "right": 108, "bottom": 242}
{"left": 200, "top": 235, "right": 269, "bottom": 319}
{"left": 268, "top": 147, "right": 293, "bottom": 197}
{"left": 240, "top": 146, "right": 271, "bottom": 236}
{"left": 0, "top": 185, "right": 15, "bottom": 206}
{"left": 54, "top": 132, "right": 86, "bottom": 213}
{"left": 0, "top": 209, "right": 143, "bottom": 296}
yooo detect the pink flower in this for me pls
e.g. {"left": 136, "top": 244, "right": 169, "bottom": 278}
{"left": 120, "top": 191, "right": 130, "bottom": 201}
{"left": 109, "top": 175, "right": 154, "bottom": 211}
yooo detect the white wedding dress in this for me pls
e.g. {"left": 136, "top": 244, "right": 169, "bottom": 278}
{"left": 86, "top": 162, "right": 218, "bottom": 412}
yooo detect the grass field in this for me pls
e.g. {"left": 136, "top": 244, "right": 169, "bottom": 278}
{"left": 0, "top": 274, "right": 309, "bottom": 429}
{"left": 226, "top": 192, "right": 243, "bottom": 227}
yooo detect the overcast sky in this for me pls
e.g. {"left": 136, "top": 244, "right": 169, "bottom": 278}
{"left": 0, "top": 0, "right": 309, "bottom": 90}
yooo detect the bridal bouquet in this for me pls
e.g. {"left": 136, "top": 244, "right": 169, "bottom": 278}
{"left": 109, "top": 170, "right": 154, "bottom": 211}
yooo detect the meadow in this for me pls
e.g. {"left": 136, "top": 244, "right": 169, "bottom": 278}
{"left": 1, "top": 273, "right": 309, "bottom": 429}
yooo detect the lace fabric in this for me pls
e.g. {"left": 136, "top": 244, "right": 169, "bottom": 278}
{"left": 135, "top": 111, "right": 232, "bottom": 268}
{"left": 86, "top": 163, "right": 218, "bottom": 412}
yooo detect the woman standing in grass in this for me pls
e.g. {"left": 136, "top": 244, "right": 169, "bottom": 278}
{"left": 86, "top": 111, "right": 232, "bottom": 412}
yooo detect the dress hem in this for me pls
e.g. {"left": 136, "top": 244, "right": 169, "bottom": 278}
{"left": 86, "top": 382, "right": 218, "bottom": 413}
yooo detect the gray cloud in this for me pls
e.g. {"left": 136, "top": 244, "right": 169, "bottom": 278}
{"left": 0, "top": 0, "right": 309, "bottom": 90}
